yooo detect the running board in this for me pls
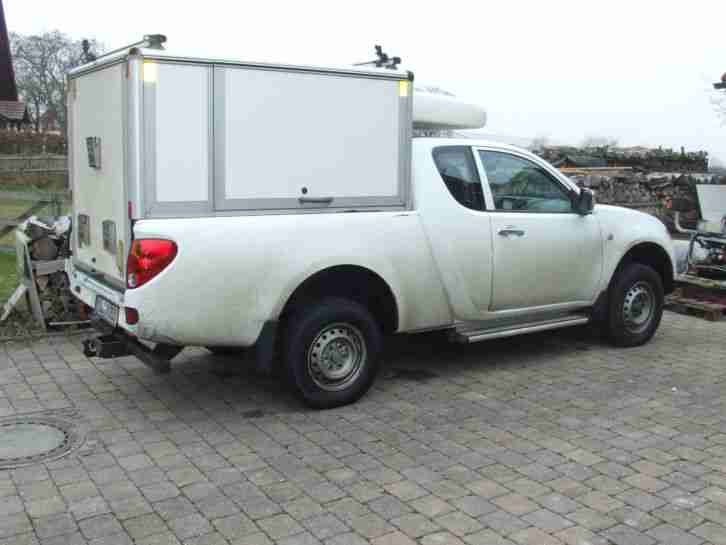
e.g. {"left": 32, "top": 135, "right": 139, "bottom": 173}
{"left": 452, "top": 314, "right": 590, "bottom": 344}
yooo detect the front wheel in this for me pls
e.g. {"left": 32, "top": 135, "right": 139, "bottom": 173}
{"left": 284, "top": 298, "right": 382, "bottom": 409}
{"left": 606, "top": 263, "right": 664, "bottom": 347}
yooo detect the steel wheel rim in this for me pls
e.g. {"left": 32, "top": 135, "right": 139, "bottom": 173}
{"left": 307, "top": 322, "right": 366, "bottom": 392}
{"left": 623, "top": 281, "right": 655, "bottom": 333}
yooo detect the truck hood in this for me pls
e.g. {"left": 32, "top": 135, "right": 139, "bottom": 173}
{"left": 594, "top": 203, "right": 666, "bottom": 231}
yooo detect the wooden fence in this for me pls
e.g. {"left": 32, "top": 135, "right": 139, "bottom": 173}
{"left": 0, "top": 155, "right": 67, "bottom": 174}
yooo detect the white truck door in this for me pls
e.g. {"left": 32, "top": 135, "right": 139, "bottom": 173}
{"left": 415, "top": 145, "right": 494, "bottom": 320}
{"left": 476, "top": 149, "right": 603, "bottom": 311}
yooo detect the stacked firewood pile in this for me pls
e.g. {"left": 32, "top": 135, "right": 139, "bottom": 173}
{"left": 567, "top": 173, "right": 725, "bottom": 233}
{"left": 537, "top": 145, "right": 709, "bottom": 172}
{"left": 1, "top": 216, "right": 86, "bottom": 339}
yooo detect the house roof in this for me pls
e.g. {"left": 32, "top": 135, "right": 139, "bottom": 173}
{"left": 0, "top": 0, "right": 18, "bottom": 101}
{"left": 0, "top": 100, "right": 28, "bottom": 121}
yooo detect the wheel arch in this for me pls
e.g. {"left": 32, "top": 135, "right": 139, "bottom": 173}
{"left": 615, "top": 242, "right": 674, "bottom": 294}
{"left": 278, "top": 264, "right": 400, "bottom": 334}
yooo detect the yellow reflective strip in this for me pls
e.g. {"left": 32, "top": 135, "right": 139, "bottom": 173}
{"left": 142, "top": 62, "right": 157, "bottom": 83}
{"left": 399, "top": 80, "right": 409, "bottom": 97}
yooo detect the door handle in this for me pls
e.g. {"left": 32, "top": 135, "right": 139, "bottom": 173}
{"left": 299, "top": 196, "right": 334, "bottom": 205}
{"left": 498, "top": 228, "right": 525, "bottom": 237}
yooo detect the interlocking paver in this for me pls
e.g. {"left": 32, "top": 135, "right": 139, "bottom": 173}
{"left": 390, "top": 513, "right": 440, "bottom": 538}
{"left": 555, "top": 526, "right": 610, "bottom": 545}
{"left": 324, "top": 532, "right": 370, "bottom": 545}
{"left": 566, "top": 507, "right": 617, "bottom": 532}
{"left": 370, "top": 531, "right": 417, "bottom": 545}
{"left": 368, "top": 495, "right": 412, "bottom": 519}
{"left": 609, "top": 506, "right": 660, "bottom": 530}
{"left": 510, "top": 527, "right": 565, "bottom": 545}
{"left": 536, "top": 493, "right": 579, "bottom": 514}
{"left": 78, "top": 514, "right": 124, "bottom": 540}
{"left": 652, "top": 504, "right": 705, "bottom": 530}
{"left": 303, "top": 513, "right": 350, "bottom": 540}
{"left": 122, "top": 513, "right": 168, "bottom": 540}
{"left": 348, "top": 513, "right": 394, "bottom": 539}
{"left": 462, "top": 528, "right": 516, "bottom": 545}
{"left": 409, "top": 494, "right": 454, "bottom": 517}
{"left": 434, "top": 511, "right": 483, "bottom": 537}
{"left": 647, "top": 523, "right": 704, "bottom": 545}
{"left": 2, "top": 315, "right": 726, "bottom": 544}
{"left": 691, "top": 521, "right": 726, "bottom": 544}
{"left": 492, "top": 494, "right": 539, "bottom": 515}
{"left": 602, "top": 524, "right": 657, "bottom": 545}
{"left": 419, "top": 531, "right": 466, "bottom": 545}
{"left": 33, "top": 513, "right": 76, "bottom": 539}
{"left": 523, "top": 508, "right": 574, "bottom": 532}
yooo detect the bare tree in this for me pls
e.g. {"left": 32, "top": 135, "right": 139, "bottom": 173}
{"left": 530, "top": 135, "right": 550, "bottom": 151}
{"left": 581, "top": 135, "right": 619, "bottom": 148}
{"left": 10, "top": 31, "right": 101, "bottom": 132}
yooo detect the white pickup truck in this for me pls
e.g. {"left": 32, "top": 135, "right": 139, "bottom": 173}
{"left": 67, "top": 38, "right": 675, "bottom": 408}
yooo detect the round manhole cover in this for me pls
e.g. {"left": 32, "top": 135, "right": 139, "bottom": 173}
{"left": 0, "top": 414, "right": 85, "bottom": 469}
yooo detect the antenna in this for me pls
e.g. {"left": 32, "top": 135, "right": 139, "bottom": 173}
{"left": 353, "top": 45, "right": 401, "bottom": 70}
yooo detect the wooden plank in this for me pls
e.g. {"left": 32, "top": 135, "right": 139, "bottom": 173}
{"left": 666, "top": 294, "right": 726, "bottom": 322}
{"left": 33, "top": 259, "right": 65, "bottom": 276}
{"left": 1, "top": 284, "right": 28, "bottom": 323}
{"left": 678, "top": 274, "right": 726, "bottom": 291}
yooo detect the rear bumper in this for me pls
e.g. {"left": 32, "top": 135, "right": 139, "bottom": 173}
{"left": 67, "top": 260, "right": 138, "bottom": 335}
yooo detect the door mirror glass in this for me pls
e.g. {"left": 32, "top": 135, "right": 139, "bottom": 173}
{"left": 575, "top": 188, "right": 595, "bottom": 215}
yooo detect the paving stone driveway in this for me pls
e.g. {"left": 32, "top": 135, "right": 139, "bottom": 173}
{"left": 2, "top": 311, "right": 726, "bottom": 545}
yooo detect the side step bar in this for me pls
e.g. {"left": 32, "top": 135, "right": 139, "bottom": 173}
{"left": 452, "top": 314, "right": 590, "bottom": 344}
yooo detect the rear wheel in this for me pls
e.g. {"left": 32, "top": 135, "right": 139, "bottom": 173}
{"left": 284, "top": 297, "right": 382, "bottom": 409}
{"left": 606, "top": 263, "right": 664, "bottom": 347}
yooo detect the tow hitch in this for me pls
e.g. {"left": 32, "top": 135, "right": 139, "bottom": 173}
{"left": 83, "top": 319, "right": 181, "bottom": 373}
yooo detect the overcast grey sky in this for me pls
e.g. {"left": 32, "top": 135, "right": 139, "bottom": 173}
{"left": 7, "top": 0, "right": 725, "bottom": 164}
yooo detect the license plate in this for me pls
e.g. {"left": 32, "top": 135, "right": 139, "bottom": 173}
{"left": 95, "top": 295, "right": 119, "bottom": 326}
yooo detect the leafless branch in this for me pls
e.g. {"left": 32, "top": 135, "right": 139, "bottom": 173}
{"left": 10, "top": 31, "right": 103, "bottom": 132}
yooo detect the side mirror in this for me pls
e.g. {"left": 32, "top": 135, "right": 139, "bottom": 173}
{"left": 574, "top": 188, "right": 595, "bottom": 215}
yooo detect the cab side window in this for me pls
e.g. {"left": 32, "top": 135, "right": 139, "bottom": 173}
{"left": 433, "top": 146, "right": 485, "bottom": 211}
{"left": 478, "top": 151, "right": 573, "bottom": 213}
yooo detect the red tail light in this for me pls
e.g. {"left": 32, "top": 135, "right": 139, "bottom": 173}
{"left": 125, "top": 307, "right": 139, "bottom": 324}
{"left": 127, "top": 239, "right": 177, "bottom": 288}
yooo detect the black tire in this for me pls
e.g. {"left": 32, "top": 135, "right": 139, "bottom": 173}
{"left": 284, "top": 297, "right": 382, "bottom": 409}
{"left": 606, "top": 263, "right": 664, "bottom": 347}
{"left": 206, "top": 346, "right": 247, "bottom": 356}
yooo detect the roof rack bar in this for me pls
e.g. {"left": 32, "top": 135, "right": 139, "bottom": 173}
{"left": 91, "top": 34, "right": 166, "bottom": 64}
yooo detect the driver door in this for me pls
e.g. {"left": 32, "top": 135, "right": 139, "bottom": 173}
{"left": 476, "top": 148, "right": 603, "bottom": 311}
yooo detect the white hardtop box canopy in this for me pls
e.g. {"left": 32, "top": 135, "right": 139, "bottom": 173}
{"left": 68, "top": 37, "right": 486, "bottom": 220}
